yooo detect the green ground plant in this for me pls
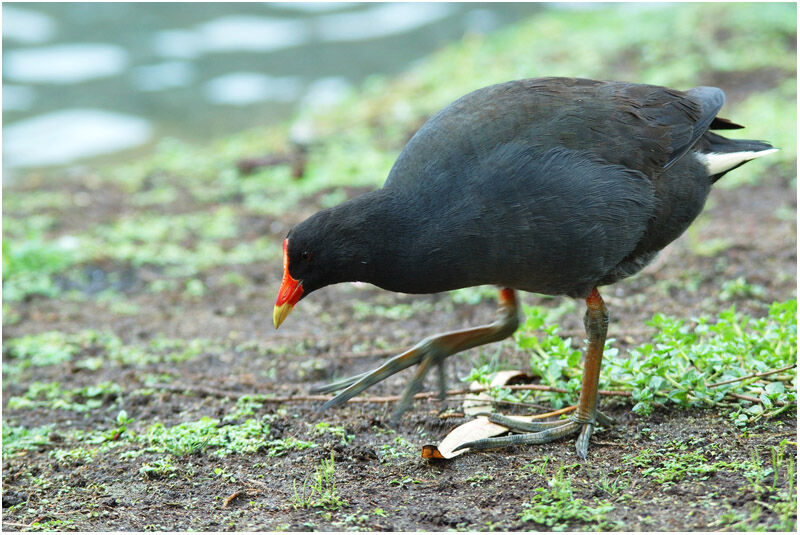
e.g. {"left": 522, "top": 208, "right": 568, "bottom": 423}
{"left": 471, "top": 298, "right": 797, "bottom": 423}
{"left": 2, "top": 423, "right": 56, "bottom": 458}
{"left": 7, "top": 380, "right": 123, "bottom": 413}
{"left": 625, "top": 439, "right": 744, "bottom": 484}
{"left": 3, "top": 329, "right": 226, "bottom": 380}
{"left": 519, "top": 465, "right": 617, "bottom": 529}
{"left": 139, "top": 455, "right": 180, "bottom": 479}
{"left": 139, "top": 416, "right": 317, "bottom": 458}
{"left": 291, "top": 452, "right": 348, "bottom": 511}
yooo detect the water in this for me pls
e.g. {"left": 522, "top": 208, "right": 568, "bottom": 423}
{"left": 2, "top": 2, "right": 545, "bottom": 175}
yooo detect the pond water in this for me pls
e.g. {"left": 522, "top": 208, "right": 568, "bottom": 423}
{"left": 2, "top": 2, "right": 547, "bottom": 174}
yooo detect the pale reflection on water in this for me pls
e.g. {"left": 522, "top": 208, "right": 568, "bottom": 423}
{"left": 5, "top": 43, "right": 129, "bottom": 84}
{"left": 4, "top": 109, "right": 152, "bottom": 168}
{"left": 2, "top": 2, "right": 544, "bottom": 172}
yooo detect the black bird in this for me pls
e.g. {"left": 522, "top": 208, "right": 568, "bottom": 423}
{"left": 273, "top": 77, "right": 775, "bottom": 458}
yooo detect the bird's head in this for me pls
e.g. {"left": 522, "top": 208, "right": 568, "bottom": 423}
{"left": 273, "top": 237, "right": 306, "bottom": 328}
{"left": 273, "top": 190, "right": 397, "bottom": 328}
{"left": 272, "top": 207, "right": 360, "bottom": 329}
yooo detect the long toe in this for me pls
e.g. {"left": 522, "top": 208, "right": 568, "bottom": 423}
{"left": 453, "top": 420, "right": 582, "bottom": 452}
{"left": 595, "top": 411, "right": 616, "bottom": 427}
{"left": 476, "top": 412, "right": 572, "bottom": 433}
{"left": 453, "top": 410, "right": 614, "bottom": 456}
{"left": 389, "top": 352, "right": 440, "bottom": 422}
{"left": 314, "top": 288, "right": 520, "bottom": 418}
{"left": 311, "top": 371, "right": 369, "bottom": 394}
{"left": 575, "top": 423, "right": 594, "bottom": 460}
{"left": 319, "top": 345, "right": 427, "bottom": 410}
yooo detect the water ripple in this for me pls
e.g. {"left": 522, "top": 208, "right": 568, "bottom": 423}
{"left": 131, "top": 61, "right": 196, "bottom": 92}
{"left": 203, "top": 73, "right": 303, "bottom": 106}
{"left": 316, "top": 2, "right": 454, "bottom": 42}
{"left": 4, "top": 109, "right": 152, "bottom": 168}
{"left": 2, "top": 5, "right": 56, "bottom": 44}
{"left": 3, "top": 85, "right": 36, "bottom": 112}
{"left": 5, "top": 43, "right": 128, "bottom": 84}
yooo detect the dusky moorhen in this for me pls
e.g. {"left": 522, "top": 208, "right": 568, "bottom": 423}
{"left": 273, "top": 77, "right": 775, "bottom": 458}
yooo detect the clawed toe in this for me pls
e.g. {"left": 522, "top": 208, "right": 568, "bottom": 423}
{"left": 313, "top": 290, "right": 519, "bottom": 419}
{"left": 310, "top": 372, "right": 367, "bottom": 395}
{"left": 454, "top": 411, "right": 613, "bottom": 459}
{"left": 476, "top": 412, "right": 574, "bottom": 432}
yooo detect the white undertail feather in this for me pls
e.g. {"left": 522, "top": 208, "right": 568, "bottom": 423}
{"left": 697, "top": 148, "right": 779, "bottom": 175}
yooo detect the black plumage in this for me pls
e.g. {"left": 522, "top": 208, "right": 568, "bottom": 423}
{"left": 274, "top": 77, "right": 775, "bottom": 458}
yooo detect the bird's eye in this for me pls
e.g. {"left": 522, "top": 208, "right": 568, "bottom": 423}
{"left": 301, "top": 251, "right": 311, "bottom": 262}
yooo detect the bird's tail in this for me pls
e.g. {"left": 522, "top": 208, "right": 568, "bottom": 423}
{"left": 697, "top": 131, "right": 777, "bottom": 182}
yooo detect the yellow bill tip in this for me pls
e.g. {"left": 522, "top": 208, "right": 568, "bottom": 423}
{"left": 273, "top": 302, "right": 293, "bottom": 329}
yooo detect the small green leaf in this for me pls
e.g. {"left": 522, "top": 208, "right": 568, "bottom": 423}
{"left": 765, "top": 382, "right": 785, "bottom": 396}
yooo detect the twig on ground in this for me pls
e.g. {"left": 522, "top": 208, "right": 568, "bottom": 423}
{"left": 726, "top": 391, "right": 793, "bottom": 407}
{"left": 223, "top": 490, "right": 244, "bottom": 508}
{"left": 707, "top": 364, "right": 797, "bottom": 388}
{"left": 152, "top": 374, "right": 795, "bottom": 413}
{"left": 529, "top": 405, "right": 577, "bottom": 419}
{"left": 727, "top": 392, "right": 762, "bottom": 404}
{"left": 151, "top": 382, "right": 629, "bottom": 403}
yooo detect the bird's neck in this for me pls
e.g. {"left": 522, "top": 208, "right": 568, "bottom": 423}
{"left": 324, "top": 187, "right": 430, "bottom": 292}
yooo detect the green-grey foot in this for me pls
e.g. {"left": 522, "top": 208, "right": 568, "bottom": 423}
{"left": 312, "top": 338, "right": 448, "bottom": 423}
{"left": 311, "top": 288, "right": 520, "bottom": 423}
{"left": 453, "top": 412, "right": 614, "bottom": 459}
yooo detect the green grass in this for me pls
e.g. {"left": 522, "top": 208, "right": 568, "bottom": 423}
{"left": 291, "top": 452, "right": 349, "bottom": 511}
{"left": 625, "top": 439, "right": 746, "bottom": 484}
{"left": 3, "top": 330, "right": 225, "bottom": 382}
{"left": 138, "top": 416, "right": 318, "bottom": 458}
{"left": 710, "top": 440, "right": 797, "bottom": 531}
{"left": 7, "top": 380, "right": 123, "bottom": 413}
{"left": 519, "top": 465, "right": 617, "bottom": 530}
{"left": 49, "top": 445, "right": 98, "bottom": 466}
{"left": 2, "top": 237, "right": 78, "bottom": 302}
{"left": 484, "top": 298, "right": 796, "bottom": 423}
{"left": 139, "top": 455, "right": 180, "bottom": 479}
{"left": 378, "top": 435, "right": 417, "bottom": 461}
{"left": 352, "top": 299, "right": 435, "bottom": 321}
{"left": 2, "top": 203, "right": 278, "bottom": 302}
{"left": 313, "top": 422, "right": 354, "bottom": 446}
{"left": 2, "top": 423, "right": 56, "bottom": 458}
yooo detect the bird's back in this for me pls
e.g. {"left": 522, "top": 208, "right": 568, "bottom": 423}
{"left": 378, "top": 78, "right": 753, "bottom": 297}
{"left": 385, "top": 77, "right": 713, "bottom": 188}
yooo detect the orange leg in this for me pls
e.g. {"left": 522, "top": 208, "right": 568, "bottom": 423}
{"left": 454, "top": 287, "right": 613, "bottom": 459}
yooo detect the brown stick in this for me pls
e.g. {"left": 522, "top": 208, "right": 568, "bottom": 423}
{"left": 707, "top": 364, "right": 797, "bottom": 388}
{"left": 153, "top": 378, "right": 793, "bottom": 407}
{"left": 529, "top": 405, "right": 577, "bottom": 419}
{"left": 223, "top": 490, "right": 244, "bottom": 508}
{"left": 727, "top": 392, "right": 762, "bottom": 404}
{"left": 726, "top": 391, "right": 793, "bottom": 407}
{"left": 151, "top": 382, "right": 630, "bottom": 403}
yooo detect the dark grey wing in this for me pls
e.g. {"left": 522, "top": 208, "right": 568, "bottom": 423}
{"left": 403, "top": 144, "right": 658, "bottom": 297}
{"left": 663, "top": 86, "right": 725, "bottom": 169}
{"left": 385, "top": 78, "right": 730, "bottom": 188}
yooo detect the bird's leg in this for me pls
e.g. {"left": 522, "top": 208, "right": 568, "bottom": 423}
{"left": 454, "top": 287, "right": 611, "bottom": 459}
{"left": 573, "top": 287, "right": 610, "bottom": 456}
{"left": 314, "top": 288, "right": 520, "bottom": 420}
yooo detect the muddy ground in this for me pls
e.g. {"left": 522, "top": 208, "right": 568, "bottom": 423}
{"left": 2, "top": 148, "right": 797, "bottom": 531}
